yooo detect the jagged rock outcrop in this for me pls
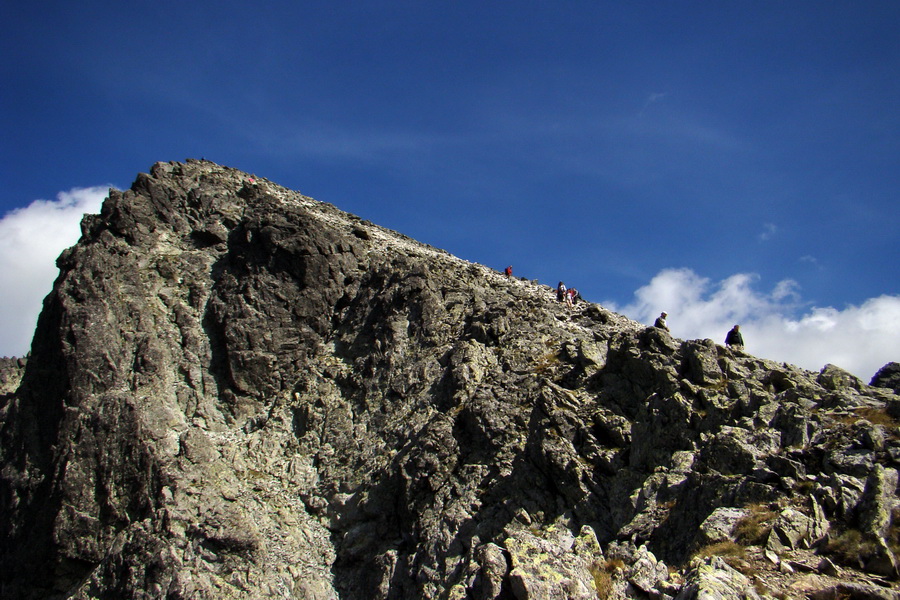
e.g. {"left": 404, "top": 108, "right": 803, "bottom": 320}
{"left": 872, "top": 363, "right": 900, "bottom": 396}
{"left": 0, "top": 356, "right": 25, "bottom": 396}
{"left": 1, "top": 160, "right": 898, "bottom": 599}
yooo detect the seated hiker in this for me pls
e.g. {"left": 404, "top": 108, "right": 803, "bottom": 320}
{"left": 654, "top": 311, "right": 669, "bottom": 331}
{"left": 725, "top": 324, "right": 744, "bottom": 349}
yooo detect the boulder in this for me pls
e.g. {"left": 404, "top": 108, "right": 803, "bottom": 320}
{"left": 819, "top": 364, "right": 863, "bottom": 391}
{"left": 504, "top": 526, "right": 600, "bottom": 600}
{"left": 698, "top": 507, "right": 748, "bottom": 545}
{"left": 675, "top": 556, "right": 760, "bottom": 600}
{"left": 870, "top": 362, "right": 900, "bottom": 395}
{"left": 765, "top": 503, "right": 829, "bottom": 552}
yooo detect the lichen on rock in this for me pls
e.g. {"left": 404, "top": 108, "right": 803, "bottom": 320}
{"left": 1, "top": 160, "right": 898, "bottom": 600}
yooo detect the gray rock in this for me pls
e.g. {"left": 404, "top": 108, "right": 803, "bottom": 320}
{"left": 765, "top": 504, "right": 828, "bottom": 552}
{"left": 698, "top": 507, "right": 749, "bottom": 545}
{"left": 810, "top": 582, "right": 900, "bottom": 600}
{"left": 627, "top": 544, "right": 670, "bottom": 594}
{"left": 2, "top": 159, "right": 898, "bottom": 599}
{"left": 700, "top": 426, "right": 781, "bottom": 475}
{"left": 474, "top": 543, "right": 508, "bottom": 600}
{"left": 675, "top": 556, "right": 760, "bottom": 600}
{"left": 505, "top": 526, "right": 598, "bottom": 600}
{"left": 870, "top": 362, "right": 900, "bottom": 395}
{"left": 681, "top": 339, "right": 724, "bottom": 386}
{"left": 858, "top": 466, "right": 899, "bottom": 539}
{"left": 819, "top": 363, "right": 863, "bottom": 391}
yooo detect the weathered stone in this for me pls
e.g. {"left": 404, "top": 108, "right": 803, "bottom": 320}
{"left": 474, "top": 542, "right": 509, "bottom": 600}
{"left": 870, "top": 362, "right": 900, "bottom": 395}
{"left": 505, "top": 526, "right": 597, "bottom": 600}
{"left": 818, "top": 556, "right": 839, "bottom": 576}
{"left": 681, "top": 339, "right": 724, "bottom": 386}
{"left": 2, "top": 160, "right": 898, "bottom": 599}
{"left": 858, "top": 466, "right": 899, "bottom": 540}
{"left": 674, "top": 556, "right": 760, "bottom": 600}
{"left": 865, "top": 537, "right": 900, "bottom": 579}
{"left": 699, "top": 426, "right": 781, "bottom": 475}
{"left": 698, "top": 507, "right": 748, "bottom": 545}
{"left": 766, "top": 506, "right": 828, "bottom": 552}
{"left": 627, "top": 544, "right": 670, "bottom": 594}
{"left": 819, "top": 363, "right": 863, "bottom": 391}
{"left": 809, "top": 582, "right": 900, "bottom": 600}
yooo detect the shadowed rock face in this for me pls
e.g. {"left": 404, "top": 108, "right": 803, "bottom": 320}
{"left": 1, "top": 160, "right": 898, "bottom": 600}
{"left": 872, "top": 362, "right": 900, "bottom": 395}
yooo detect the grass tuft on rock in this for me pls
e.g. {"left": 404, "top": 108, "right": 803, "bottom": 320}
{"left": 735, "top": 503, "right": 778, "bottom": 546}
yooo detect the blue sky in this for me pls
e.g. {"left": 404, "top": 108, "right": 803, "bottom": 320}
{"left": 1, "top": 2, "right": 898, "bottom": 379}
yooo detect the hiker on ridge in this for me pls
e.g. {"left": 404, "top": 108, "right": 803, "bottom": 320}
{"left": 654, "top": 312, "right": 669, "bottom": 332}
{"left": 725, "top": 325, "right": 744, "bottom": 349}
{"left": 504, "top": 265, "right": 513, "bottom": 277}
{"left": 556, "top": 282, "right": 567, "bottom": 303}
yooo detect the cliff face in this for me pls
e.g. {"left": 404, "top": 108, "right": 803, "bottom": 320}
{"left": 1, "top": 160, "right": 898, "bottom": 600}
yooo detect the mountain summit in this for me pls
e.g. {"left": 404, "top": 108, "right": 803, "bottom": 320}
{"left": 1, "top": 160, "right": 898, "bottom": 599}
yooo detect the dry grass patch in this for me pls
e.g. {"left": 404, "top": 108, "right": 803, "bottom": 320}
{"left": 735, "top": 503, "right": 778, "bottom": 546}
{"left": 792, "top": 479, "right": 816, "bottom": 495}
{"left": 824, "top": 529, "right": 880, "bottom": 567}
{"left": 830, "top": 406, "right": 898, "bottom": 429}
{"left": 590, "top": 565, "right": 613, "bottom": 600}
{"left": 853, "top": 406, "right": 898, "bottom": 427}
{"left": 691, "top": 542, "right": 756, "bottom": 575}
{"left": 693, "top": 541, "right": 746, "bottom": 560}
{"left": 590, "top": 558, "right": 624, "bottom": 600}
{"left": 533, "top": 351, "right": 561, "bottom": 374}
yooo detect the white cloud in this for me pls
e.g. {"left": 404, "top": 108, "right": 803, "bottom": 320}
{"left": 799, "top": 255, "right": 824, "bottom": 270}
{"left": 758, "top": 222, "right": 777, "bottom": 241}
{"left": 609, "top": 267, "right": 900, "bottom": 381}
{"left": 639, "top": 92, "right": 668, "bottom": 115}
{"left": 0, "top": 187, "right": 108, "bottom": 357}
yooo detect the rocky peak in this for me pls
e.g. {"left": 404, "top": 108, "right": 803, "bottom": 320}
{"left": 1, "top": 159, "right": 898, "bottom": 600}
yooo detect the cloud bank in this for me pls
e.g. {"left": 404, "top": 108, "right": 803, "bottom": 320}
{"left": 609, "top": 268, "right": 900, "bottom": 381}
{"left": 0, "top": 187, "right": 108, "bottom": 356}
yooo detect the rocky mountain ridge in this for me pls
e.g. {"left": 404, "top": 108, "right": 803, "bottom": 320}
{"left": 0, "top": 159, "right": 898, "bottom": 600}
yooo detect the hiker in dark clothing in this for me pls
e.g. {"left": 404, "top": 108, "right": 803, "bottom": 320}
{"left": 725, "top": 325, "right": 744, "bottom": 349}
{"left": 556, "top": 282, "right": 567, "bottom": 303}
{"left": 653, "top": 312, "right": 669, "bottom": 331}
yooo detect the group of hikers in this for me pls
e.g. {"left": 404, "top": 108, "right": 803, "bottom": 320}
{"left": 654, "top": 311, "right": 745, "bottom": 349}
{"left": 505, "top": 267, "right": 581, "bottom": 308}
{"left": 555, "top": 281, "right": 581, "bottom": 307}
{"left": 503, "top": 266, "right": 745, "bottom": 350}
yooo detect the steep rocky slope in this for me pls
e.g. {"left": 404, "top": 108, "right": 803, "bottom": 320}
{"left": 1, "top": 160, "right": 898, "bottom": 600}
